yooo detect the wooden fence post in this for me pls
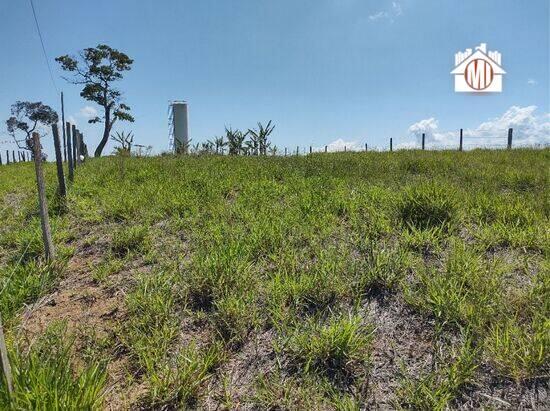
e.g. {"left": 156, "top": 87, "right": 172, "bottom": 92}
{"left": 0, "top": 153, "right": 2, "bottom": 165}
{"left": 12, "top": 151, "right": 16, "bottom": 163}
{"left": 61, "top": 92, "right": 67, "bottom": 162}
{"left": 32, "top": 132, "right": 55, "bottom": 260}
{"left": 76, "top": 129, "right": 82, "bottom": 165}
{"left": 422, "top": 133, "right": 425, "bottom": 150}
{"left": 507, "top": 128, "right": 513, "bottom": 149}
{"left": 390, "top": 138, "right": 393, "bottom": 152}
{"left": 284, "top": 147, "right": 287, "bottom": 156}
{"left": 459, "top": 129, "right": 463, "bottom": 151}
{"left": 309, "top": 146, "right": 312, "bottom": 154}
{"left": 0, "top": 314, "right": 13, "bottom": 396}
{"left": 296, "top": 146, "right": 299, "bottom": 155}
{"left": 325, "top": 145, "right": 327, "bottom": 153}
{"left": 5, "top": 150, "right": 9, "bottom": 165}
{"left": 365, "top": 143, "right": 368, "bottom": 151}
{"left": 66, "top": 122, "right": 74, "bottom": 182}
{"left": 71, "top": 124, "right": 77, "bottom": 168}
{"left": 344, "top": 146, "right": 347, "bottom": 152}
{"left": 52, "top": 124, "right": 66, "bottom": 198}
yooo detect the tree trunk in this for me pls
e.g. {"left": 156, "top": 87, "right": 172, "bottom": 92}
{"left": 94, "top": 106, "right": 113, "bottom": 157}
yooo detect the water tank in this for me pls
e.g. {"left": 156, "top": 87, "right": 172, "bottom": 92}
{"left": 171, "top": 101, "right": 188, "bottom": 153}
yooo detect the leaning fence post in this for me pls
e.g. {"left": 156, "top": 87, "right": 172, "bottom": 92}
{"left": 390, "top": 138, "right": 393, "bottom": 152}
{"left": 459, "top": 129, "right": 463, "bottom": 151}
{"left": 0, "top": 314, "right": 13, "bottom": 396}
{"left": 507, "top": 128, "right": 513, "bottom": 149}
{"left": 52, "top": 124, "right": 66, "bottom": 198}
{"left": 422, "top": 133, "right": 425, "bottom": 150}
{"left": 66, "top": 122, "right": 74, "bottom": 182}
{"left": 32, "top": 132, "right": 55, "bottom": 260}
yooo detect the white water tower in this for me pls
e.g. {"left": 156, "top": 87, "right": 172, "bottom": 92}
{"left": 169, "top": 101, "right": 189, "bottom": 153}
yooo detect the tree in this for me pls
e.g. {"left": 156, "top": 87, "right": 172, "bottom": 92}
{"left": 6, "top": 101, "right": 58, "bottom": 159}
{"left": 213, "top": 136, "right": 227, "bottom": 154}
{"left": 248, "top": 121, "right": 275, "bottom": 155}
{"left": 226, "top": 127, "right": 247, "bottom": 155}
{"left": 56, "top": 44, "right": 134, "bottom": 157}
{"left": 111, "top": 131, "right": 133, "bottom": 156}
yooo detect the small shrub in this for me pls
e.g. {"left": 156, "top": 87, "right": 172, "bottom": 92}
{"left": 398, "top": 182, "right": 457, "bottom": 230}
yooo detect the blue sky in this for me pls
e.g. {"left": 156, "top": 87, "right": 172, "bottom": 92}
{"left": 0, "top": 0, "right": 548, "bottom": 157}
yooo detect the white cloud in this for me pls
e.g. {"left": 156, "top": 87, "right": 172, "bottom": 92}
{"left": 320, "top": 138, "right": 361, "bottom": 152}
{"left": 403, "top": 106, "right": 550, "bottom": 149}
{"left": 369, "top": 1, "right": 402, "bottom": 22}
{"left": 368, "top": 11, "right": 388, "bottom": 21}
{"left": 527, "top": 78, "right": 537, "bottom": 86}
{"left": 78, "top": 106, "right": 98, "bottom": 119}
{"left": 392, "top": 1, "right": 403, "bottom": 16}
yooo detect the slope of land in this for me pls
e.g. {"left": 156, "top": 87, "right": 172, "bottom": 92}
{"left": 0, "top": 149, "right": 548, "bottom": 409}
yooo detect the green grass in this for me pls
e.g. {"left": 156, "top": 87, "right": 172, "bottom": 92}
{"left": 0, "top": 148, "right": 548, "bottom": 408}
{"left": 0, "top": 323, "right": 107, "bottom": 410}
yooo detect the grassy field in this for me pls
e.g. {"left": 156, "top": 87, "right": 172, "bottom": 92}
{"left": 0, "top": 149, "right": 548, "bottom": 409}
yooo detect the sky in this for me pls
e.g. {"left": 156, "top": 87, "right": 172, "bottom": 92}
{"left": 0, "top": 0, "right": 548, "bottom": 158}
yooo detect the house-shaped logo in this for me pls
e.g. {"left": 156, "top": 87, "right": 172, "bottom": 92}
{"left": 451, "top": 43, "right": 505, "bottom": 92}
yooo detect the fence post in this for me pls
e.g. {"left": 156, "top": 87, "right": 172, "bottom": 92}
{"left": 284, "top": 147, "right": 287, "bottom": 156}
{"left": 390, "top": 138, "right": 393, "bottom": 152}
{"left": 0, "top": 314, "right": 13, "bottom": 396}
{"left": 75, "top": 129, "right": 82, "bottom": 165}
{"left": 61, "top": 92, "right": 67, "bottom": 162}
{"left": 0, "top": 153, "right": 2, "bottom": 165}
{"left": 12, "top": 151, "right": 16, "bottom": 163}
{"left": 365, "top": 143, "right": 367, "bottom": 151}
{"left": 459, "top": 129, "right": 463, "bottom": 151}
{"left": 52, "top": 124, "right": 66, "bottom": 199}
{"left": 66, "top": 122, "right": 74, "bottom": 182}
{"left": 309, "top": 146, "right": 312, "bottom": 154}
{"left": 5, "top": 150, "right": 9, "bottom": 165}
{"left": 71, "top": 124, "right": 78, "bottom": 168}
{"left": 32, "top": 132, "right": 55, "bottom": 260}
{"left": 296, "top": 146, "right": 299, "bottom": 155}
{"left": 507, "top": 128, "right": 513, "bottom": 149}
{"left": 325, "top": 145, "right": 328, "bottom": 153}
{"left": 344, "top": 146, "right": 347, "bottom": 152}
{"left": 422, "top": 133, "right": 425, "bottom": 150}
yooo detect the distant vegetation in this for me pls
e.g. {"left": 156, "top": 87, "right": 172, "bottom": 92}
{"left": 188, "top": 120, "right": 276, "bottom": 155}
{"left": 0, "top": 149, "right": 548, "bottom": 409}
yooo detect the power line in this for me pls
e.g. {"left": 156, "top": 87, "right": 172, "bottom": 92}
{"left": 28, "top": 0, "right": 58, "bottom": 93}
